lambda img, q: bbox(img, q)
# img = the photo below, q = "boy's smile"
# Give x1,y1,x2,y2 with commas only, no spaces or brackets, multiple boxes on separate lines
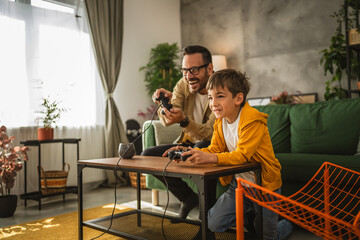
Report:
208,86,244,124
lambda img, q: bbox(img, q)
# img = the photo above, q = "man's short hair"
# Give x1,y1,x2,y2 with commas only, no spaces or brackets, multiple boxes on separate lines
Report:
182,45,212,65
207,69,251,105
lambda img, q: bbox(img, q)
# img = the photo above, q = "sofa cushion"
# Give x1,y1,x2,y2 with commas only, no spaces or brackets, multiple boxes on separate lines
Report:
276,153,360,183
254,105,291,153
290,98,360,155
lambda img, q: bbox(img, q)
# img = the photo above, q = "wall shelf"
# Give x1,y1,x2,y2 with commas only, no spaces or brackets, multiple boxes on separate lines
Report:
345,0,360,98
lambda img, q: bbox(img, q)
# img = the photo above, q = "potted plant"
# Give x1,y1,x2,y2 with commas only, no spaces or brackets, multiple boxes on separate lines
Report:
140,42,183,96
0,125,29,217
36,97,67,141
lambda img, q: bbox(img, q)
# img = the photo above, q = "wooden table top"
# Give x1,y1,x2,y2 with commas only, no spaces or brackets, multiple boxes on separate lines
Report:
78,155,260,176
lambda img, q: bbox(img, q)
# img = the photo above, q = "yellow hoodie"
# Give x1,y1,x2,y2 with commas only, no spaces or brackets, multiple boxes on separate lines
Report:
200,102,282,192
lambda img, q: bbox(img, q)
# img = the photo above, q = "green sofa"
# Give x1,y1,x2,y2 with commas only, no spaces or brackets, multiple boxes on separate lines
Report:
142,98,360,203
255,97,360,196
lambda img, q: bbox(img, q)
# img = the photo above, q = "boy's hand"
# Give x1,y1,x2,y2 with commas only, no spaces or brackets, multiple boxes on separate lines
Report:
162,145,188,163
183,147,218,164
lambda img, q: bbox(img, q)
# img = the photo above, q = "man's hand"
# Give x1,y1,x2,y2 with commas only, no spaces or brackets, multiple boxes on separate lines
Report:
162,107,186,124
182,147,218,164
152,88,172,103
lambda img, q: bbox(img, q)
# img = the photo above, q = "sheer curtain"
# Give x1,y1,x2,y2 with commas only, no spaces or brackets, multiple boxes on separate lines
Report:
0,0,107,197
0,0,104,128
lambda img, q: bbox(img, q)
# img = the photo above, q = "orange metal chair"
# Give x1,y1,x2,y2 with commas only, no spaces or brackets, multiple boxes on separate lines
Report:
236,162,360,240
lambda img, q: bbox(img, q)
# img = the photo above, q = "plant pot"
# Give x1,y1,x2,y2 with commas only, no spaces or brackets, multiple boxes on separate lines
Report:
357,81,360,90
38,128,54,141
0,195,17,218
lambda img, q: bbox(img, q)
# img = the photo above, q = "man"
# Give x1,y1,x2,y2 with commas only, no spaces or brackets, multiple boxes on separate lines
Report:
141,45,215,220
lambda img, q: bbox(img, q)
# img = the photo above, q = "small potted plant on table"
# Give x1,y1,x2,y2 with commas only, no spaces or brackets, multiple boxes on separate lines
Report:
36,97,66,141
0,125,29,217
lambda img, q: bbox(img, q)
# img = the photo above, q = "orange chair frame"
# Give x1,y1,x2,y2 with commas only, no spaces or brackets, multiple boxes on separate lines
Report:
236,162,360,240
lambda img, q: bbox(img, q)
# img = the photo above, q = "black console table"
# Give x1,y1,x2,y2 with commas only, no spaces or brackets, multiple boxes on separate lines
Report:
20,138,81,210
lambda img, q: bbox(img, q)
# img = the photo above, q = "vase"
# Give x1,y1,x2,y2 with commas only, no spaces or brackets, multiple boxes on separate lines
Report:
38,128,54,141
0,195,17,218
118,143,136,159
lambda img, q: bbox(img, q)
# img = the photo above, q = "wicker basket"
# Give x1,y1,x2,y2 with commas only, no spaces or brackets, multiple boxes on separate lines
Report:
129,172,147,189
39,163,70,195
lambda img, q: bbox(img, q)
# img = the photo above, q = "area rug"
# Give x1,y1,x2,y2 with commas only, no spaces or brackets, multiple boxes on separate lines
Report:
0,203,236,240
0,204,129,239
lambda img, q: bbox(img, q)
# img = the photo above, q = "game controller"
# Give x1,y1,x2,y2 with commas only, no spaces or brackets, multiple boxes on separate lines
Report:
156,92,173,114
168,149,192,161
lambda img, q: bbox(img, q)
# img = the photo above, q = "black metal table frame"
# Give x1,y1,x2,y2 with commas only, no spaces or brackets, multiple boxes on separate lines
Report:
77,161,262,240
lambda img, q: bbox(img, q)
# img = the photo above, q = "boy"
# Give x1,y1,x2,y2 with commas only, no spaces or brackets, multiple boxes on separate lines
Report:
164,69,292,239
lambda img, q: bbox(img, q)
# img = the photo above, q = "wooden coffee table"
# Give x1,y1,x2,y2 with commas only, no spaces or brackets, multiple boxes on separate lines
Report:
77,155,261,240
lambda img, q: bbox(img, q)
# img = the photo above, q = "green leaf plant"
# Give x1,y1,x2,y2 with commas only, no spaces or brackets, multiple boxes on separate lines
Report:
140,43,183,96
36,97,67,129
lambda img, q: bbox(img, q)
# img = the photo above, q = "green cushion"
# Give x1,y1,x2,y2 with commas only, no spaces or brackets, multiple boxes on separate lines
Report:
289,98,360,155
276,153,360,183
254,105,291,153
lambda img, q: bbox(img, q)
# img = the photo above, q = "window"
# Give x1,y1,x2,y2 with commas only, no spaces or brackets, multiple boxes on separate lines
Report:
0,1,103,128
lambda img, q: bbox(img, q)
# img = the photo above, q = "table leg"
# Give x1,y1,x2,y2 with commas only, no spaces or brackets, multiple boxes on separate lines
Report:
191,176,217,240
78,164,84,240
136,172,142,227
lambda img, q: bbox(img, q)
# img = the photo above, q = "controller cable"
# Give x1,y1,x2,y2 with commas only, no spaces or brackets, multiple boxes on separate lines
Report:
161,156,175,240
90,104,161,240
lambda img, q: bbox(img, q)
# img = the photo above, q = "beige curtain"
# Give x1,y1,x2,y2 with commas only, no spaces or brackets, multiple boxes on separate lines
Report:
84,0,128,186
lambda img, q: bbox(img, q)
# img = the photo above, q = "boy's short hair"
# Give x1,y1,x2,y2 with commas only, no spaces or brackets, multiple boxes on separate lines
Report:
207,69,251,105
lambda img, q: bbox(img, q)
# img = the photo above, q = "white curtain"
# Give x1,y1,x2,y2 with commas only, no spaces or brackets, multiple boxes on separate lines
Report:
0,1,108,198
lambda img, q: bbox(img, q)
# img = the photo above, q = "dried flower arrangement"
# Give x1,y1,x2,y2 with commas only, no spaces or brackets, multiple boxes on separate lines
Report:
0,125,29,195
271,91,303,105
137,104,158,121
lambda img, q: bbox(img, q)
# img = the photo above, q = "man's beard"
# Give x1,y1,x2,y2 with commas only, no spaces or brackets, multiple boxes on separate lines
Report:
187,73,209,93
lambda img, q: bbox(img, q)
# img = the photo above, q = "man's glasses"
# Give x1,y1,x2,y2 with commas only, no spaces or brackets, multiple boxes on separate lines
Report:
180,63,209,75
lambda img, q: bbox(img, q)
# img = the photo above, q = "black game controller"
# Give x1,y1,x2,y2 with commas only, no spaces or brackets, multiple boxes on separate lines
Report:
156,92,173,114
168,149,192,161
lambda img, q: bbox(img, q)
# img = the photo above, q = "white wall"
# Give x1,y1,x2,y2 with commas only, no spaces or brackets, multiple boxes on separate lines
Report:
114,0,181,127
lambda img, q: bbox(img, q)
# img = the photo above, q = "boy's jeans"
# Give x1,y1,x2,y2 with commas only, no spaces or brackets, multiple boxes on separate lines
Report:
208,178,280,240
